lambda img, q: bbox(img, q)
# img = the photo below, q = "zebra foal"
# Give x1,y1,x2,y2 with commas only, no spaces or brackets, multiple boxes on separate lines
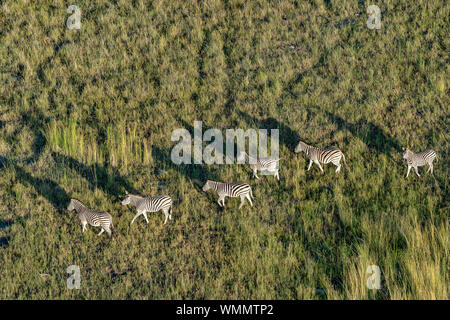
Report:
202,180,253,209
67,199,113,236
121,191,173,225
402,148,437,178
237,151,282,180
295,140,348,173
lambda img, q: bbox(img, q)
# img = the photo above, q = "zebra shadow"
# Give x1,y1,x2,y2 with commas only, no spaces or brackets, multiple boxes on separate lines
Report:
151,117,233,206
50,152,138,202
20,113,46,164
0,156,71,248
0,236,9,248
0,220,12,230
236,108,403,158
0,213,12,248
24,108,137,197
175,117,258,181
318,110,403,156
151,145,223,198
235,110,300,152
0,156,11,248
292,185,392,299
0,157,71,213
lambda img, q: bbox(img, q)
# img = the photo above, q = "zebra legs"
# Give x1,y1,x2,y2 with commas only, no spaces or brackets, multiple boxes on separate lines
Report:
239,196,245,209
334,159,341,173
406,166,420,177
218,195,225,208
274,170,279,181
130,211,152,225
427,163,433,174
82,221,87,233
406,166,411,178
253,169,260,179
97,227,111,236
143,212,149,224
238,196,245,209
246,194,253,207
238,194,253,209
162,208,170,224
130,212,143,225
315,161,324,173
307,160,323,173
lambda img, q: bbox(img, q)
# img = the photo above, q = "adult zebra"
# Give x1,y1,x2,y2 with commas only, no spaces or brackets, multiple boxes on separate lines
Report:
67,199,113,236
202,180,253,209
237,151,282,180
295,140,348,174
402,148,437,178
121,192,173,225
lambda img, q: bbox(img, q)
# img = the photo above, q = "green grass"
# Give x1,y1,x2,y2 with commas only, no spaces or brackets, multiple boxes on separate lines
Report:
0,0,448,299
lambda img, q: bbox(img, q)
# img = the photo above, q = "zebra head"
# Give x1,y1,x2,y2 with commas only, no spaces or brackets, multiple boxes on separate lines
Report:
202,180,212,192
237,151,247,163
402,148,412,160
121,195,131,206
67,199,76,211
294,141,306,153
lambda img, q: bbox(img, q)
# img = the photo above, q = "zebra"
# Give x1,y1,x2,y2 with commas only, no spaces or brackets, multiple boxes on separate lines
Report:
237,151,282,180
121,191,173,225
402,148,437,178
294,140,348,173
67,199,113,236
202,180,253,209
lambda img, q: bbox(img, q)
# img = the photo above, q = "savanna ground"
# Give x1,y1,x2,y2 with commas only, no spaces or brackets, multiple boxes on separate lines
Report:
0,0,448,299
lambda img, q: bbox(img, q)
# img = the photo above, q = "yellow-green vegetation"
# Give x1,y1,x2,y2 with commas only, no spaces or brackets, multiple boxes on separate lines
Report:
0,0,448,299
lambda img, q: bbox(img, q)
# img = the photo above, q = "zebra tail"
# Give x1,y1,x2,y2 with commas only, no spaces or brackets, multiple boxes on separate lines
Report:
342,152,350,170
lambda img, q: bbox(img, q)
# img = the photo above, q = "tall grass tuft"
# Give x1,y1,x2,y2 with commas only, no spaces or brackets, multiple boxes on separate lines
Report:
47,118,151,172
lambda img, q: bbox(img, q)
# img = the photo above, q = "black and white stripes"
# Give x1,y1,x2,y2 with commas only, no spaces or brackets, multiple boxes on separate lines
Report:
122,192,173,225
403,148,437,178
66,137,440,237
237,151,282,180
294,140,348,173
202,180,253,209
67,199,113,236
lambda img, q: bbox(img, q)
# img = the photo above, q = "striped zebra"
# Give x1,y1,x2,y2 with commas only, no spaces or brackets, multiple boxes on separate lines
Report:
121,192,173,225
202,180,253,209
402,148,437,178
237,151,282,180
294,140,348,173
67,199,113,236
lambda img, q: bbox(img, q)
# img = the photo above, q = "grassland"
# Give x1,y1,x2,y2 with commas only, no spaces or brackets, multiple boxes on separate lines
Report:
0,0,448,299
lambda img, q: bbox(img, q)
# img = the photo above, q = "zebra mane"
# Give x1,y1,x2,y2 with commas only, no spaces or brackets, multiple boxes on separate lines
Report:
126,193,144,198
299,140,310,147
71,198,85,207
295,140,309,152
69,198,87,212
403,148,414,159
125,193,145,207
